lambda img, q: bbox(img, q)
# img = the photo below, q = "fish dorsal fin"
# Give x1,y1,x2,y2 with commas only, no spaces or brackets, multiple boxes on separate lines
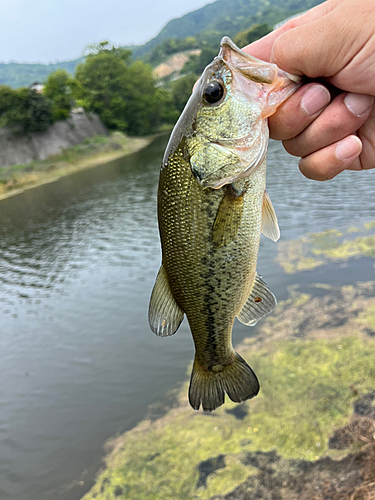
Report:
148,264,184,337
212,185,244,247
261,191,280,242
237,272,277,326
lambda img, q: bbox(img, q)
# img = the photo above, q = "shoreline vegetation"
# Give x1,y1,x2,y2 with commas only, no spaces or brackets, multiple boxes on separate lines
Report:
0,131,160,201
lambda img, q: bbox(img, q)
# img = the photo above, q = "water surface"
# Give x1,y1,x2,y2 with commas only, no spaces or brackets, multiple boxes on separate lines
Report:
0,135,374,500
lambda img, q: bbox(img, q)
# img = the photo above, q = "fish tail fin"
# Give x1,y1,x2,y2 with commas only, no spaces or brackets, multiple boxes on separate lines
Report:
188,353,259,412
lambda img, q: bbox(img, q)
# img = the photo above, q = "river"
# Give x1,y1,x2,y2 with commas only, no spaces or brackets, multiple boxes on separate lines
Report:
1,134,374,500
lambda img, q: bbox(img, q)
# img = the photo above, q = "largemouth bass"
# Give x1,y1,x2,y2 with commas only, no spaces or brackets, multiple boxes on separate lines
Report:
149,37,300,412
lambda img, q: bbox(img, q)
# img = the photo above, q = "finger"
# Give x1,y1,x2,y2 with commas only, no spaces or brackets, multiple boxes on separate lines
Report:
356,105,375,170
283,93,374,158
268,83,331,141
242,1,333,61
298,135,362,181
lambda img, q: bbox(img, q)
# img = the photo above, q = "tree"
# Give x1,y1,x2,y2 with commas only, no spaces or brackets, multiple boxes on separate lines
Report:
83,41,132,64
182,46,218,76
147,37,200,66
27,90,53,131
170,74,198,113
233,24,272,48
1,87,52,132
75,42,174,135
43,69,77,121
75,49,129,130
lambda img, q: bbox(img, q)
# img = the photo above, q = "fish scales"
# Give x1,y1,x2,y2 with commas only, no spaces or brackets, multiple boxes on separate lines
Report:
149,37,300,411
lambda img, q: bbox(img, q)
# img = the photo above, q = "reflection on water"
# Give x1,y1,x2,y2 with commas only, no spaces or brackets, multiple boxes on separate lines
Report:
0,135,374,500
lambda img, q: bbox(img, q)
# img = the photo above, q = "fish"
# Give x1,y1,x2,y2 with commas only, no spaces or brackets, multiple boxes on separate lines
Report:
149,37,300,412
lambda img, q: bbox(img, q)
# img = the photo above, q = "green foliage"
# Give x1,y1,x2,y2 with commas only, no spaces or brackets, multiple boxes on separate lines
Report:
182,46,218,76
76,43,174,135
277,224,375,274
0,85,52,132
43,69,78,121
75,49,129,131
146,37,200,66
154,88,179,125
0,59,83,89
27,90,53,131
170,74,198,113
0,85,15,114
83,41,132,64
234,23,272,48
0,0,325,137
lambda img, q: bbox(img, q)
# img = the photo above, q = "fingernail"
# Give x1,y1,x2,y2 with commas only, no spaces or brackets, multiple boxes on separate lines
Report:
335,136,362,161
301,85,331,116
344,93,374,116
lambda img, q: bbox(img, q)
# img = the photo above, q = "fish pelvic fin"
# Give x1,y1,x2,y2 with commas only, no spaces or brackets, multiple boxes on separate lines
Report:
188,353,259,412
261,191,280,242
148,264,184,337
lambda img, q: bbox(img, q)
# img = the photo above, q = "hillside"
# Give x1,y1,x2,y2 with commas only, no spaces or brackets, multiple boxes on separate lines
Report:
0,58,84,89
0,0,323,88
130,0,324,60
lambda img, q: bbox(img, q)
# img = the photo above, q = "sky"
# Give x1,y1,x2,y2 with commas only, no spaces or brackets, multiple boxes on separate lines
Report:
0,0,211,64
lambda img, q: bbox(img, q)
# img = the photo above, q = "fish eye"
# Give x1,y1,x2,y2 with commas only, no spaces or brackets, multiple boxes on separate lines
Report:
202,81,224,105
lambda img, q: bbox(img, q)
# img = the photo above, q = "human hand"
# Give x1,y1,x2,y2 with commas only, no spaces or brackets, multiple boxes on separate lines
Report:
243,0,375,180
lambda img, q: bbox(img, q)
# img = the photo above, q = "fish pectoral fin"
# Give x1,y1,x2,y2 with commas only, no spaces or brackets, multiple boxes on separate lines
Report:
261,191,280,242
237,272,277,326
148,264,184,337
190,143,242,189
212,185,244,247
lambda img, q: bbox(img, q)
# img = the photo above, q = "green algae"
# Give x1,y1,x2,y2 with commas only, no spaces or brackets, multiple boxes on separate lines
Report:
277,222,375,274
355,304,375,331
312,235,375,260
81,281,375,500
82,335,375,500
347,226,361,233
276,239,324,274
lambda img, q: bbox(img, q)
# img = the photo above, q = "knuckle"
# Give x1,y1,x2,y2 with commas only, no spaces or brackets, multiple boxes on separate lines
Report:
282,138,302,157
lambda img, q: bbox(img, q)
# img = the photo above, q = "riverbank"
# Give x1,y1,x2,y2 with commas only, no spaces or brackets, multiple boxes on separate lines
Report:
0,131,157,201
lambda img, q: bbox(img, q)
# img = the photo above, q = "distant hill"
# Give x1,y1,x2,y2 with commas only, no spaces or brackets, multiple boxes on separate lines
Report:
130,0,323,60
0,0,323,88
0,58,84,89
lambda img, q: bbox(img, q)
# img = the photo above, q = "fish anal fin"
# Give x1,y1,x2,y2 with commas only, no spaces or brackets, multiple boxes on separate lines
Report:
148,264,184,337
262,191,280,242
212,185,244,247
189,353,259,412
237,272,277,326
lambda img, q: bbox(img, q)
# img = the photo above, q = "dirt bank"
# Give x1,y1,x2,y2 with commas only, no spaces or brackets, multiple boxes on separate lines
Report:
0,132,156,201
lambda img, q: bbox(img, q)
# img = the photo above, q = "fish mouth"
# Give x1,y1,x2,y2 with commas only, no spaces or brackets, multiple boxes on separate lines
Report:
219,36,301,86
